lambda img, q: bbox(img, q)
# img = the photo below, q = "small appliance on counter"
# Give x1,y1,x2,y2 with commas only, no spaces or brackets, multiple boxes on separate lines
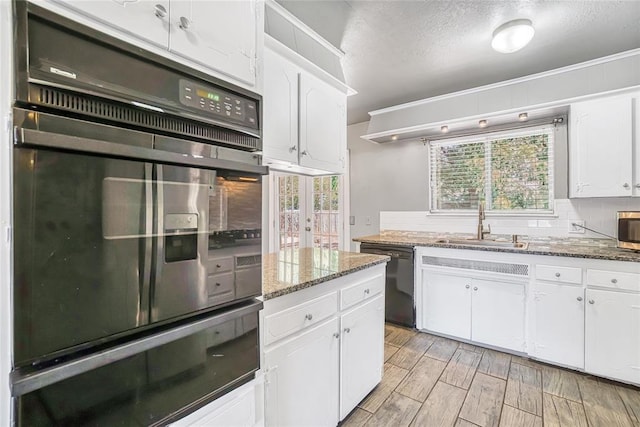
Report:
618,211,640,251
11,2,267,425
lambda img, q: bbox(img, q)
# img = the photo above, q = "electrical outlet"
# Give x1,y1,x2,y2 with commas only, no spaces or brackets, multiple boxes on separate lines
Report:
568,220,585,233
365,216,372,226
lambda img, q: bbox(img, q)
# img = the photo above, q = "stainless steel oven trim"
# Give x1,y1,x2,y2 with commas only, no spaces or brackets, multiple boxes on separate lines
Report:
14,126,268,175
10,299,263,397
618,211,640,220
617,211,640,250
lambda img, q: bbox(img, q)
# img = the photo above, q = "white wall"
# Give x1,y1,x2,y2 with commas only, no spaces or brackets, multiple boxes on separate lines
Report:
349,118,640,243
348,122,429,250
0,0,12,422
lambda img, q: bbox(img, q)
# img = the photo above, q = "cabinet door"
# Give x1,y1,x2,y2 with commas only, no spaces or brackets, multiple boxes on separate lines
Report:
570,94,633,197
263,318,339,427
169,0,257,85
472,279,525,352
340,294,384,420
52,0,170,48
299,72,347,174
262,49,299,164
585,289,640,384
633,94,640,196
421,271,471,340
531,282,584,368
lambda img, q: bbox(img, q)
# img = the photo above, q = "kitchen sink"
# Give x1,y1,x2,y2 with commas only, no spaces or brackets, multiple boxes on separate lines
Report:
434,238,529,249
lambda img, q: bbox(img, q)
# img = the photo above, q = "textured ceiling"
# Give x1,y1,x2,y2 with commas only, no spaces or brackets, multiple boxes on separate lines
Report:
277,0,640,125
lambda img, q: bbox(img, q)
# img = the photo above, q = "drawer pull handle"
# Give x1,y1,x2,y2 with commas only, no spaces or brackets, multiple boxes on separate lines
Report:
589,299,595,304
364,288,370,294
465,284,470,289
555,272,561,278
611,278,618,284
154,4,167,19
344,328,351,333
577,296,583,301
333,332,340,339
305,314,313,321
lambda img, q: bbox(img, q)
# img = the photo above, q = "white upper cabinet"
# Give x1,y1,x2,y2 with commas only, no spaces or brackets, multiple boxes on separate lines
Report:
169,1,257,85
263,42,348,175
263,48,299,164
569,92,637,197
45,0,261,89
299,72,347,174
50,0,170,48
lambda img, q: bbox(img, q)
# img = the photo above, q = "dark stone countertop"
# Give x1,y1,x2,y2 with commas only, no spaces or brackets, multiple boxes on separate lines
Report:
354,231,640,263
262,248,390,300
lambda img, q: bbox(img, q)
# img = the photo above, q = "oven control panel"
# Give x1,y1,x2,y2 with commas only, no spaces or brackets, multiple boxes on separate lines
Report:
178,79,258,129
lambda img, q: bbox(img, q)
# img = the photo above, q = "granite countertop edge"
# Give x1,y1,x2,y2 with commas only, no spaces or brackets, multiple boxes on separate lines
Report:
262,256,390,301
354,235,640,263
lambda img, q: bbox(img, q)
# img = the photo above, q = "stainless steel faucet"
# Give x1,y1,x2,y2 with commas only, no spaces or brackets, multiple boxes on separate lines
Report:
477,202,491,240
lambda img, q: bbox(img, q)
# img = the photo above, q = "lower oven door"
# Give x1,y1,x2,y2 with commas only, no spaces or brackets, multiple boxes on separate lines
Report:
12,299,262,427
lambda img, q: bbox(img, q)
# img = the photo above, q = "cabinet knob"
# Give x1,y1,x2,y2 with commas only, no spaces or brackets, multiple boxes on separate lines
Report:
216,264,221,268
305,313,313,321
555,272,561,278
588,299,595,304
465,284,470,289
179,16,191,30
611,278,618,284
300,150,308,157
623,183,630,189
473,286,478,291
364,288,370,294
577,296,583,301
305,226,311,232
215,282,221,287
154,4,167,19
635,183,640,189
344,328,351,333
288,145,297,153
333,332,340,339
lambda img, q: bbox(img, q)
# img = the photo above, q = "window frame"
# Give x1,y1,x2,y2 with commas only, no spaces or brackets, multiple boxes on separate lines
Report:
428,124,555,215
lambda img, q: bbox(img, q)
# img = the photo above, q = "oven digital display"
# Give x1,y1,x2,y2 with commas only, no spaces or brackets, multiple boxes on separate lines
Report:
196,89,220,101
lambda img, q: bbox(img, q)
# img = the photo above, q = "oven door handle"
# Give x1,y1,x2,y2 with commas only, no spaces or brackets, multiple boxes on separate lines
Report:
9,299,263,397
14,127,269,175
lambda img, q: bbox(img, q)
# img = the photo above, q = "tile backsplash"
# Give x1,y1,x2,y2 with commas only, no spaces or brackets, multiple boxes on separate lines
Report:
380,198,640,239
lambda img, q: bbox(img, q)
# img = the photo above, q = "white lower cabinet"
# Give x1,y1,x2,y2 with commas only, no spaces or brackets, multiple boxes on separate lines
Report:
531,281,585,368
421,269,524,352
172,377,264,427
263,318,340,427
422,272,471,339
261,265,386,426
471,278,525,352
340,294,384,420
585,288,640,384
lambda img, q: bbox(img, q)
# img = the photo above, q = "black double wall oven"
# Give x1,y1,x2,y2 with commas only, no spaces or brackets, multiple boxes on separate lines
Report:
11,2,267,425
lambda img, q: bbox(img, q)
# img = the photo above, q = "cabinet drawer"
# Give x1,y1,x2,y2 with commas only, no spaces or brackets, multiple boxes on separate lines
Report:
340,274,384,310
264,292,338,346
209,257,234,274
587,269,640,292
536,265,582,284
207,272,234,305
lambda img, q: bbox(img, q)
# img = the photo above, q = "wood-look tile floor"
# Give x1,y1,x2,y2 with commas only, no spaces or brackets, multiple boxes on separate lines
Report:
340,324,640,427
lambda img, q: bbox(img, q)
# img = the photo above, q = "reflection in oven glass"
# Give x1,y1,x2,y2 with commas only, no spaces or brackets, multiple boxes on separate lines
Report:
17,314,259,426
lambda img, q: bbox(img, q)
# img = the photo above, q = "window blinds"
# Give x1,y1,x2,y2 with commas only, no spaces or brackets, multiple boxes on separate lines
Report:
429,125,555,213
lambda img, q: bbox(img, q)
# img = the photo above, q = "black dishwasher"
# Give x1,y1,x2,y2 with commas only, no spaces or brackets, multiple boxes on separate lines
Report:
360,243,415,328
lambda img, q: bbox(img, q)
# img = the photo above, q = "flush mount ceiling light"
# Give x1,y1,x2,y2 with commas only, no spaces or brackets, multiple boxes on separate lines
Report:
519,112,529,121
491,19,535,53
441,125,449,133
478,120,488,128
